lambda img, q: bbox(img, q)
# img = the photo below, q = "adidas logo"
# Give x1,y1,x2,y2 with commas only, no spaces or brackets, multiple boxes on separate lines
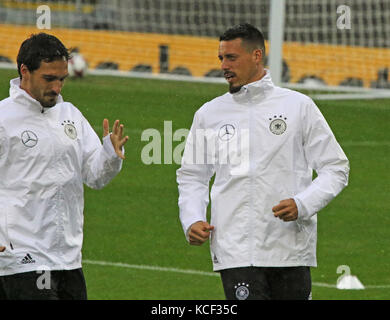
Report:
20,253,36,264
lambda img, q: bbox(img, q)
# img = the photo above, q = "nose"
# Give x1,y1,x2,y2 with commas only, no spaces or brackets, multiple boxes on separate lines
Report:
220,58,230,71
52,80,63,95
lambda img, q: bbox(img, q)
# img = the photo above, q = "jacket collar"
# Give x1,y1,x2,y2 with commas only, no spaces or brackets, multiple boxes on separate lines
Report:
231,69,275,102
9,78,64,113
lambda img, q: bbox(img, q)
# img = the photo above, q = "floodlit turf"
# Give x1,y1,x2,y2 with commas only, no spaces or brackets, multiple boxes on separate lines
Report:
1,68,389,300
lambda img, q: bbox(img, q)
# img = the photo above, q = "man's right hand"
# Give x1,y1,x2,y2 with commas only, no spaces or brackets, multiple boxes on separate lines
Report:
0,246,5,252
188,221,214,246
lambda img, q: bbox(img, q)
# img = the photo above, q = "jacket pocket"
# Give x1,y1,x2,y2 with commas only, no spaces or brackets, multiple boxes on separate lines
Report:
295,218,315,253
0,206,11,254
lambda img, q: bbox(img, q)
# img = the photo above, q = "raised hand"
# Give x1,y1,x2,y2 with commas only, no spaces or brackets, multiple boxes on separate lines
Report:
103,119,129,160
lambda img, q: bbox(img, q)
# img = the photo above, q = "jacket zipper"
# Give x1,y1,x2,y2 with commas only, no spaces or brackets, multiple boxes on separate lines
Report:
43,111,63,259
3,207,14,251
247,93,256,266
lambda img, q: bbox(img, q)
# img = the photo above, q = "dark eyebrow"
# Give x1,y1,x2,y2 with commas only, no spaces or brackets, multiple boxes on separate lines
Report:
218,53,238,60
42,74,69,81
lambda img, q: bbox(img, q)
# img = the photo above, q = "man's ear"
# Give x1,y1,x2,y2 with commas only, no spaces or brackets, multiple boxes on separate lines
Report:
253,49,263,64
20,64,30,80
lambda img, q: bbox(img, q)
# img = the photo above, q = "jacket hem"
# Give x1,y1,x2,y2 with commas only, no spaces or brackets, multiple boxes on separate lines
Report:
212,261,317,272
0,262,82,276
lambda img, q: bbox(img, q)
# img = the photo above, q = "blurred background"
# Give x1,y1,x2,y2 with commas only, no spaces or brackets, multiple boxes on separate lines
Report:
1,0,390,94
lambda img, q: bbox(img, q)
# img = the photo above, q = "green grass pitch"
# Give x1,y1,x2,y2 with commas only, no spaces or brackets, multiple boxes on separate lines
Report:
0,68,389,299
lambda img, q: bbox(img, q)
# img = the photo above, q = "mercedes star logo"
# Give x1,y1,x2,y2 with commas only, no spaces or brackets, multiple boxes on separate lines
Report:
218,124,236,141
21,130,38,148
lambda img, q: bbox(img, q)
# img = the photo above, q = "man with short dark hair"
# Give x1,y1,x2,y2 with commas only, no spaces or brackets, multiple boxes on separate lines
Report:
219,23,266,94
0,33,128,299
177,23,349,300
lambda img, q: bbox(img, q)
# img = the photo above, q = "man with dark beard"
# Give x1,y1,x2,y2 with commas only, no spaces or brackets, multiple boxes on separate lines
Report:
0,33,128,300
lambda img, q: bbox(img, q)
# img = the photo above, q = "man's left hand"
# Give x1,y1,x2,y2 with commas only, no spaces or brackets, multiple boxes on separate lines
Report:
272,198,298,222
103,119,129,160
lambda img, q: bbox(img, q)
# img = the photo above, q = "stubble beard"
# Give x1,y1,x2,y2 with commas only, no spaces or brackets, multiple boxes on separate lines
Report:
229,83,243,94
41,93,58,108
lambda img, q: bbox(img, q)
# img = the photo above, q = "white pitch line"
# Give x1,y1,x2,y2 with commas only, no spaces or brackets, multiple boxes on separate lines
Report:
83,259,218,277
364,284,390,289
341,141,390,147
312,282,337,288
83,259,390,289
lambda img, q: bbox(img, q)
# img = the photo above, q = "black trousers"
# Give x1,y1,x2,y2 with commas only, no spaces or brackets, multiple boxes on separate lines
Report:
220,266,311,300
0,268,87,300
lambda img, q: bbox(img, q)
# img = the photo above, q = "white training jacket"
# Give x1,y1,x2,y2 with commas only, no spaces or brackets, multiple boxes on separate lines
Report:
0,78,123,276
177,70,349,271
